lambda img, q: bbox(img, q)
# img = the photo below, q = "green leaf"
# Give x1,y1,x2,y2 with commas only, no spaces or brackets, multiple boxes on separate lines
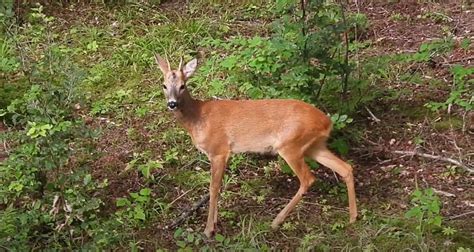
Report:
116,198,131,207
460,38,471,50
215,233,225,242
220,56,238,70
441,226,456,236
176,240,187,248
174,228,184,239
329,138,349,156
133,206,146,220
432,216,442,227
27,127,37,137
279,159,293,175
86,41,99,51
83,174,92,185
140,188,152,196
140,165,151,178
412,189,422,199
405,207,422,219
186,233,194,243
8,181,24,192
40,124,53,130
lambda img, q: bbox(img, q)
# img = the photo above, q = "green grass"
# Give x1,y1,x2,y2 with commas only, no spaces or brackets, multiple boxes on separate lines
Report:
1,1,473,251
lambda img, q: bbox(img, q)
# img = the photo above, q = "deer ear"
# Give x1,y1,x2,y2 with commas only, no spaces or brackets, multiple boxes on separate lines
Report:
155,54,169,74
183,58,197,79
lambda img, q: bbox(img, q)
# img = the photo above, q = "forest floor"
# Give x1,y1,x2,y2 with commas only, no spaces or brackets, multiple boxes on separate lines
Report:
2,0,473,250
85,1,473,249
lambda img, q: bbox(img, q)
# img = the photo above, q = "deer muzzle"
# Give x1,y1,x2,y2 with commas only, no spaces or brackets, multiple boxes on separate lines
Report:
167,100,178,110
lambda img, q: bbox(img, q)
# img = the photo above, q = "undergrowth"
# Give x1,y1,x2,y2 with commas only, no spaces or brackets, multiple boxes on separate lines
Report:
0,0,472,250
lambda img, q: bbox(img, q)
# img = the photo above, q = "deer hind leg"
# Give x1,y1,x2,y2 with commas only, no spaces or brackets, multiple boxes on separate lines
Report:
204,152,229,238
272,147,316,229
309,146,357,223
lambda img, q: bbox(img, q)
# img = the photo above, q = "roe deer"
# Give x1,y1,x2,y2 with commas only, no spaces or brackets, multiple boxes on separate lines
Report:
155,55,357,238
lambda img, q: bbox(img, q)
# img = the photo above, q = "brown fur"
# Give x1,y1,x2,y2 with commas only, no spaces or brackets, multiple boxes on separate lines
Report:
155,55,358,238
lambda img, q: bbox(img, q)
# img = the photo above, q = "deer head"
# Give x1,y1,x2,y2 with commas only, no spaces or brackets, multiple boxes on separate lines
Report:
155,54,197,111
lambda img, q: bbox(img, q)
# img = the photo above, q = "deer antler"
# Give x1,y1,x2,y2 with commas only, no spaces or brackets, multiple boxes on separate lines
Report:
165,56,171,72
178,56,183,71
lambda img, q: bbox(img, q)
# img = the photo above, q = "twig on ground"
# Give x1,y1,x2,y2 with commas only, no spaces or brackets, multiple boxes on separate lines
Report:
169,188,194,206
447,210,474,220
365,106,381,123
212,96,224,100
392,150,474,173
168,193,210,229
432,188,456,198
441,56,474,66
3,140,9,155
332,171,340,183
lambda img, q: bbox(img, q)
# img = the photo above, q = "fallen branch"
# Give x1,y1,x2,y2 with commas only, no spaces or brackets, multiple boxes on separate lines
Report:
447,210,474,220
169,188,194,206
168,193,210,229
441,56,474,66
392,150,474,173
433,188,456,198
365,106,381,123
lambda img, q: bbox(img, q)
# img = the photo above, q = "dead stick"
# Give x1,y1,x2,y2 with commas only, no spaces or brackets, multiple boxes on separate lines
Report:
393,150,474,173
441,56,474,65
447,210,474,220
365,106,381,123
168,193,210,229
432,188,456,198
169,188,194,206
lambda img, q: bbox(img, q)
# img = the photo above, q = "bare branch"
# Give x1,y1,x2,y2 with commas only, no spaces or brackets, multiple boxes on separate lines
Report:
392,150,474,173
441,56,474,66
169,188,194,206
168,193,210,229
365,106,381,123
432,188,456,198
447,210,474,220
339,1,350,95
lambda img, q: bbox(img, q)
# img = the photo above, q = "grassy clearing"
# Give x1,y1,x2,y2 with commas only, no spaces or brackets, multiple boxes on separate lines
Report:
1,1,473,250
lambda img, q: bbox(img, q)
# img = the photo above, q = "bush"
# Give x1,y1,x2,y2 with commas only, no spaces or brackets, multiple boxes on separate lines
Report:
196,0,370,115
0,6,119,249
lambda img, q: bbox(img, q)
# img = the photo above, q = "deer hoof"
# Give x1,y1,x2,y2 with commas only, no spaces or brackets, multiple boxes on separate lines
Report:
271,220,281,230
204,228,215,238
349,214,357,224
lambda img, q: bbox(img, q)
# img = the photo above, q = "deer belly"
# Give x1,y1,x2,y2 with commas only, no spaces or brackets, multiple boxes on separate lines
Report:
229,137,278,155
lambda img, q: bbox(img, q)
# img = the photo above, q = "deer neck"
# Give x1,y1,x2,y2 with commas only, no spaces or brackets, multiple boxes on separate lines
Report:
172,90,202,132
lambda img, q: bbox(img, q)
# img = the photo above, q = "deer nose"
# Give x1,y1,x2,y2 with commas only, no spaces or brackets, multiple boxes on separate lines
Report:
167,101,177,110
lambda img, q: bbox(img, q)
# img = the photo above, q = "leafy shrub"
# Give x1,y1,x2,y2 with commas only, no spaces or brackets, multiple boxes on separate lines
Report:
0,73,107,249
405,188,443,236
0,38,19,73
411,38,454,63
196,0,370,116
0,6,119,249
426,65,473,112
116,188,153,224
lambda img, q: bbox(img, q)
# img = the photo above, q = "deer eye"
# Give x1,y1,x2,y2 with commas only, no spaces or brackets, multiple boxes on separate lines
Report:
179,85,185,90
162,85,167,89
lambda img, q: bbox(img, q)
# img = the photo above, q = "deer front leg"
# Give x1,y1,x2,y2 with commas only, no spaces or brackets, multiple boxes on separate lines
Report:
204,153,228,238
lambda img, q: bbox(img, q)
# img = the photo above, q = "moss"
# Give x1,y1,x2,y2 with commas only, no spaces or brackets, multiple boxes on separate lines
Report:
392,104,431,120
433,116,463,130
